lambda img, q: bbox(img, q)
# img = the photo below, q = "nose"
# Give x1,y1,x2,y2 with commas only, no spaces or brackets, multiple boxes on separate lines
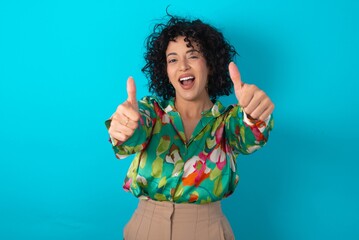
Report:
179,59,190,71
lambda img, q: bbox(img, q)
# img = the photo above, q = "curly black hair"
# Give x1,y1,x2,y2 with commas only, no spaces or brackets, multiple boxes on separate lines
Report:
142,14,237,100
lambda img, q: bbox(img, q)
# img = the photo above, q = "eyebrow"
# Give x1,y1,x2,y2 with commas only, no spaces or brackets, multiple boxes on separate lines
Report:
166,49,200,57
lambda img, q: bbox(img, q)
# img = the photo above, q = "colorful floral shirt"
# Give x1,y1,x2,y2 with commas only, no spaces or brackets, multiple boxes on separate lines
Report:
105,96,274,204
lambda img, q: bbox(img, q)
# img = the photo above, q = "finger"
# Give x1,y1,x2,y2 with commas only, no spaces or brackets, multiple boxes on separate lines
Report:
113,111,139,129
110,131,129,143
239,85,255,108
258,103,274,121
127,77,138,109
109,122,129,142
113,123,135,136
243,90,266,115
123,107,140,122
122,118,138,130
228,62,243,92
249,97,273,120
116,103,140,122
247,99,268,120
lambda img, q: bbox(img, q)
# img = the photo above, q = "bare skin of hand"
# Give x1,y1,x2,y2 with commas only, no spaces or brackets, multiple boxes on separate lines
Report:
108,77,140,144
228,62,275,121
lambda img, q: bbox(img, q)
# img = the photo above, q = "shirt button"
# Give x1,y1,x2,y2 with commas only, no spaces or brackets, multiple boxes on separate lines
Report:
174,173,179,177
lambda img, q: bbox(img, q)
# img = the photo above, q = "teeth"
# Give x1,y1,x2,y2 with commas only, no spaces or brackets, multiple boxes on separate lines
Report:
179,76,194,81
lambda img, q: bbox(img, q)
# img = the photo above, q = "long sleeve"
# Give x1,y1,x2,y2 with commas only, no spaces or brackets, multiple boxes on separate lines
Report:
225,105,274,156
104,98,274,203
105,97,157,159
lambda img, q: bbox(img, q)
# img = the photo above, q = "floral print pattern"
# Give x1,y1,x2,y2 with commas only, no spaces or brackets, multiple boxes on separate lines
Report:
105,96,274,204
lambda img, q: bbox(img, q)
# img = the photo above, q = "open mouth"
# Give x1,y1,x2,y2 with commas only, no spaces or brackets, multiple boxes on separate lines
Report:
179,76,195,86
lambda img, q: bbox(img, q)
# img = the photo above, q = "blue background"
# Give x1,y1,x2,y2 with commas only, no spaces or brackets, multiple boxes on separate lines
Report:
1,0,358,239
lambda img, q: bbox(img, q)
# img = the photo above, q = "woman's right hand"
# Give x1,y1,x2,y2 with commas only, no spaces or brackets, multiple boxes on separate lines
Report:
108,77,140,145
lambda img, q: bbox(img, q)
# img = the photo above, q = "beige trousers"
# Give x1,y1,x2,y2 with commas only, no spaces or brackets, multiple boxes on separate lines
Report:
123,199,235,240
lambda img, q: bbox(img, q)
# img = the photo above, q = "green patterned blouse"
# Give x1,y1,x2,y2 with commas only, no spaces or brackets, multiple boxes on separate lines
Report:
105,96,274,204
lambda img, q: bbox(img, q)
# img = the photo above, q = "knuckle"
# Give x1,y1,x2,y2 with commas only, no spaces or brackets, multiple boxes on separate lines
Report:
112,114,119,122
257,89,265,96
117,103,127,113
116,104,123,112
248,84,256,90
111,119,120,127
241,84,247,91
262,97,270,104
254,89,263,98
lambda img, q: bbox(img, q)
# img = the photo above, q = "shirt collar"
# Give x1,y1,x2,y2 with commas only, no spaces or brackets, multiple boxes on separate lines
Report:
156,97,227,118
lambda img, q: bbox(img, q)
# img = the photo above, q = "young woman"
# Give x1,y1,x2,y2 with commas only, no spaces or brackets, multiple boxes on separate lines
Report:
106,15,274,240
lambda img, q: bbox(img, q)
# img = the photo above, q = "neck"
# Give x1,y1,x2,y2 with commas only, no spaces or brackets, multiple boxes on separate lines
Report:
174,97,214,118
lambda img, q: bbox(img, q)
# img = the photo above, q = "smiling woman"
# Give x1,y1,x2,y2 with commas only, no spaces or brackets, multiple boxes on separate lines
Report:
166,36,212,120
142,16,237,101
105,13,274,240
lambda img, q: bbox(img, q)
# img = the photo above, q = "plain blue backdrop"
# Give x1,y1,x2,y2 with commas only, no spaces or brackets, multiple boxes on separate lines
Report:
1,0,358,239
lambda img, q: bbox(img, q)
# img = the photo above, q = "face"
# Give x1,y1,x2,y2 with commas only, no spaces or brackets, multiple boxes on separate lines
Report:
166,36,210,103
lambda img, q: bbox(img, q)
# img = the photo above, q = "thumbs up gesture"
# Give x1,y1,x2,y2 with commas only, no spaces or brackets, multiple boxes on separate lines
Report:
229,62,274,121
109,77,141,144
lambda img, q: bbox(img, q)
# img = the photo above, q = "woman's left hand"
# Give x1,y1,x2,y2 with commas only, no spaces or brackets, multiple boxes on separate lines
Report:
229,62,275,121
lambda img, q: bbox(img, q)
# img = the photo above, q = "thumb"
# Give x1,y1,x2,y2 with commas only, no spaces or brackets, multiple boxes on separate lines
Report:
229,62,243,93
126,76,138,109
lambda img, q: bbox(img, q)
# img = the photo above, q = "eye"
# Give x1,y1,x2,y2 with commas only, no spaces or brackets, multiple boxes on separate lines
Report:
189,55,199,59
168,59,177,63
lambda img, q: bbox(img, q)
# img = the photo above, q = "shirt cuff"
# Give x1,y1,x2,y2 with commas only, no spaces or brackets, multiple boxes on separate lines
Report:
242,111,271,129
